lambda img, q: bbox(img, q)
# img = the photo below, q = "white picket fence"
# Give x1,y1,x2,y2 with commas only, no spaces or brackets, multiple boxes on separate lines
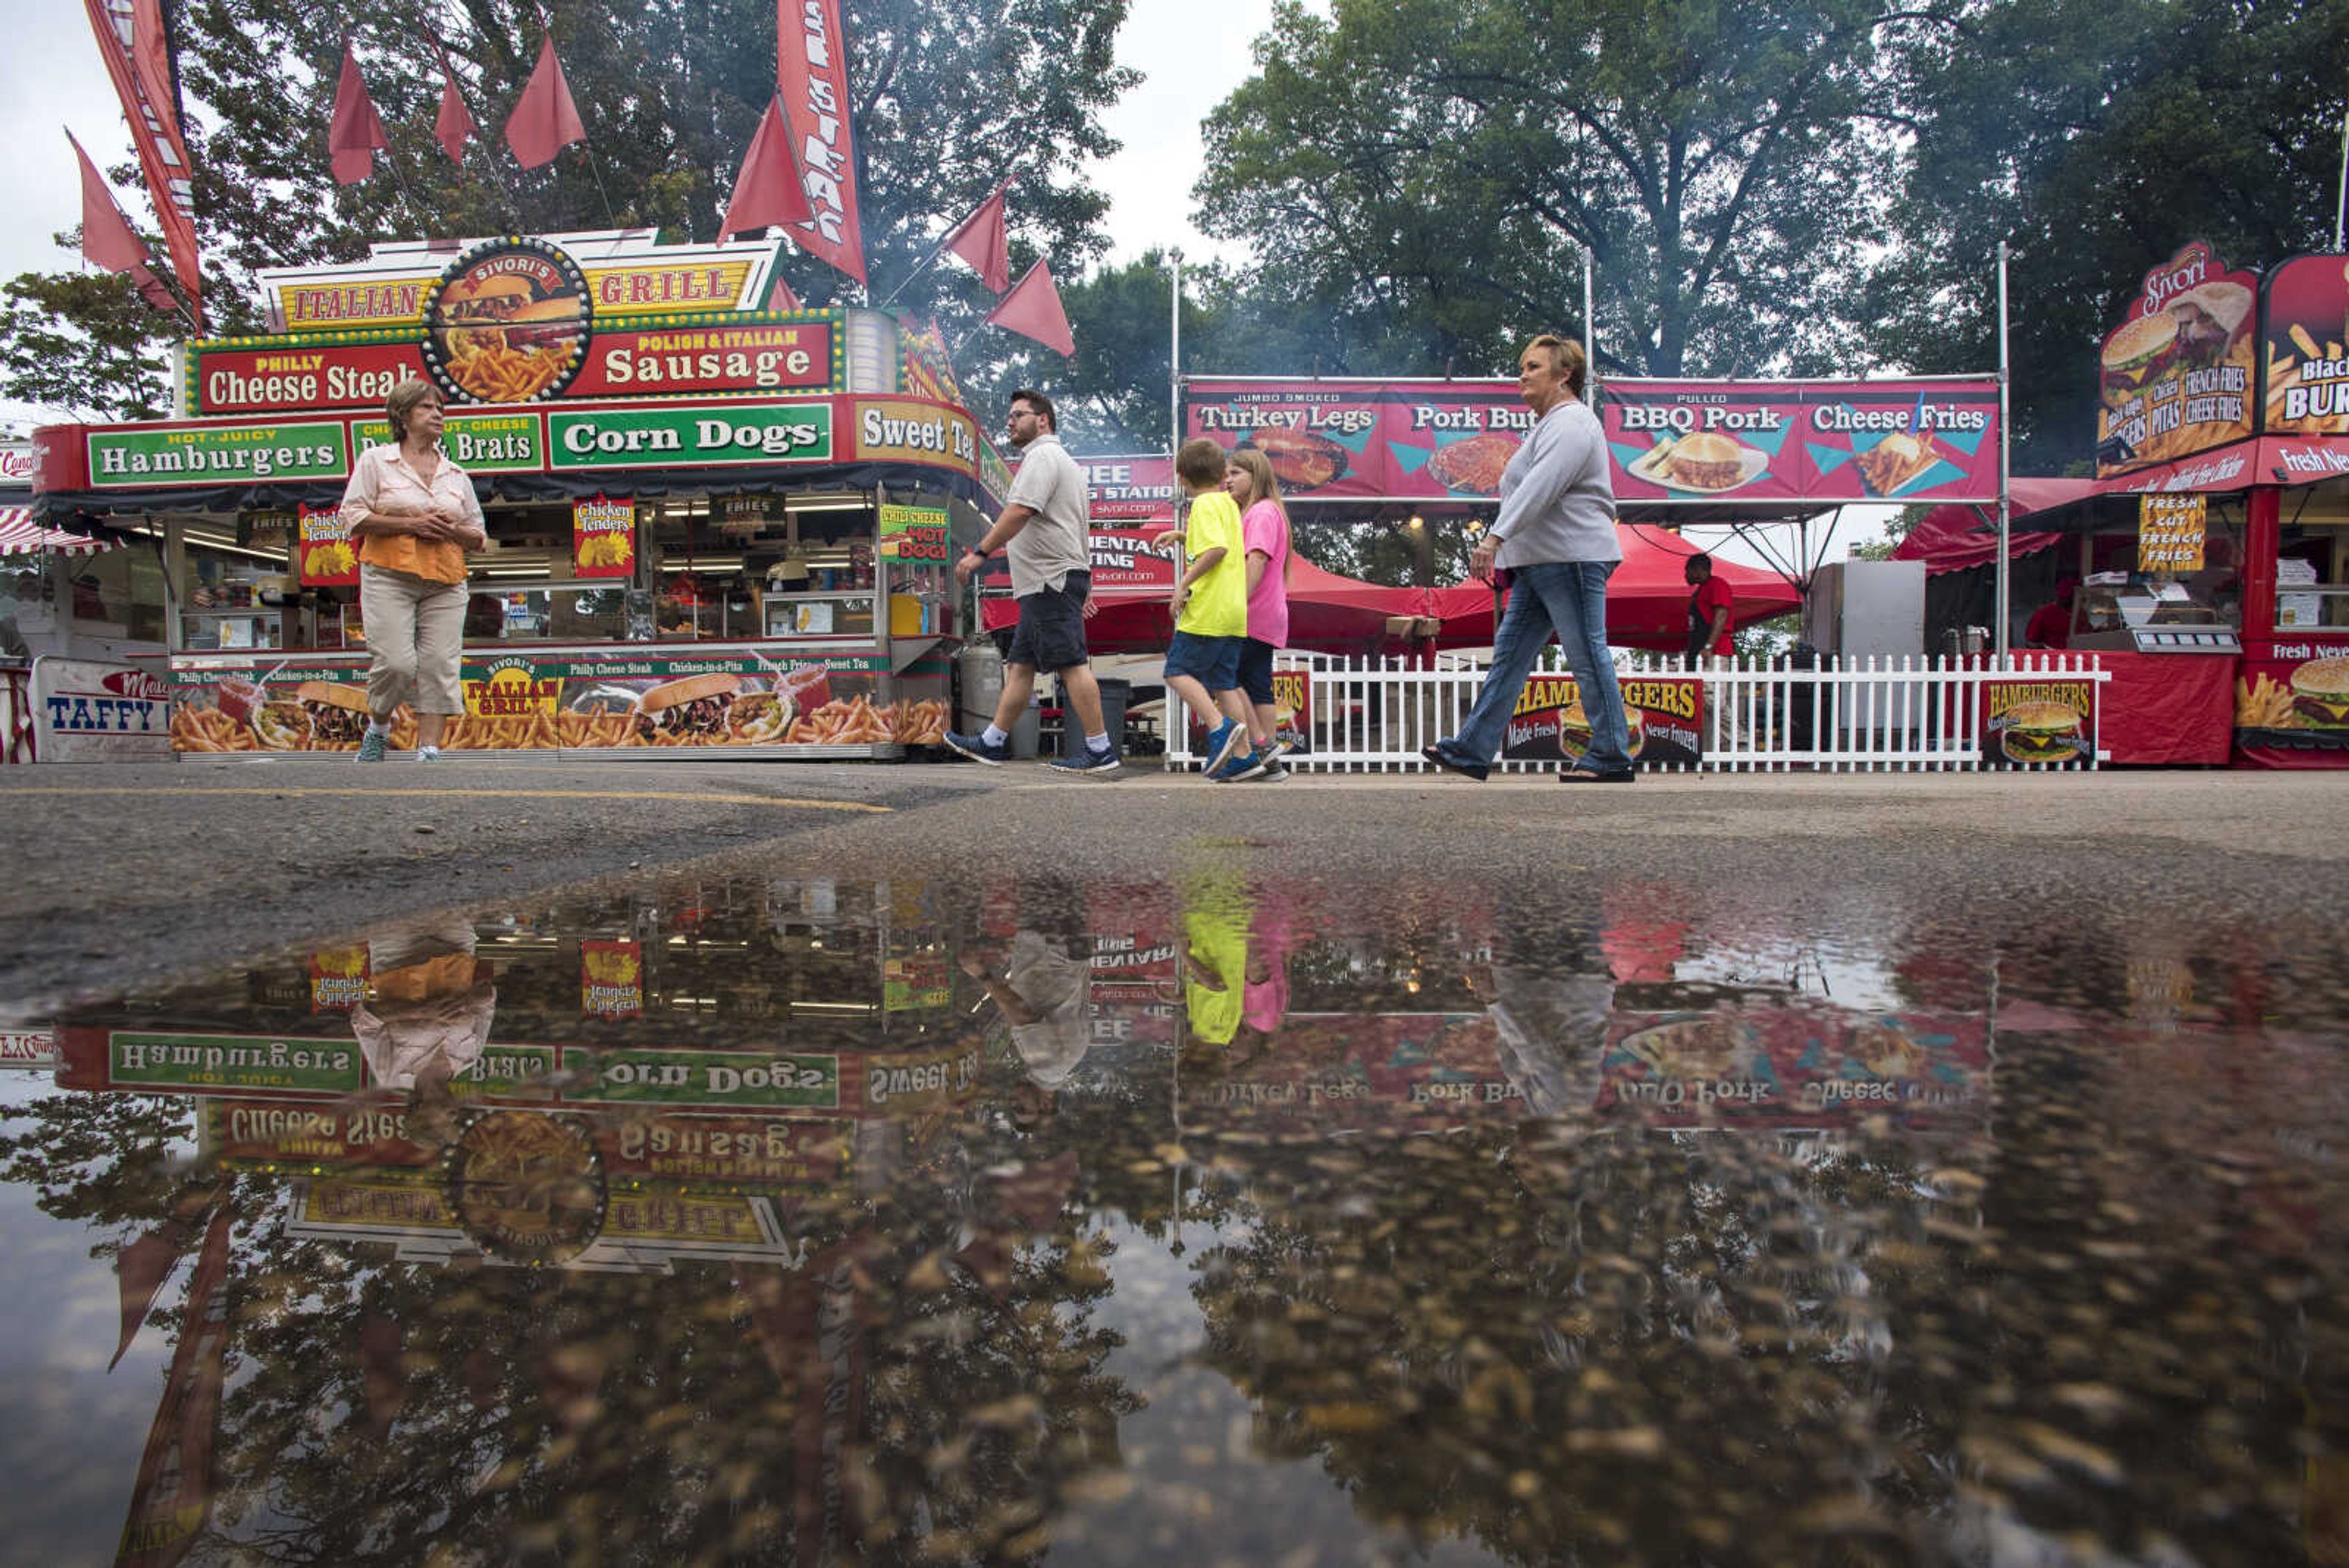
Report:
1165,651,2112,773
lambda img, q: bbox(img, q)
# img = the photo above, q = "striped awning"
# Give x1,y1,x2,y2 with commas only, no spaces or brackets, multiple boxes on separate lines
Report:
0,508,114,560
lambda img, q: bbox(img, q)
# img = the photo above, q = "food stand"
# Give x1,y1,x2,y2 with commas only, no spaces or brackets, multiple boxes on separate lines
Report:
28,230,1008,759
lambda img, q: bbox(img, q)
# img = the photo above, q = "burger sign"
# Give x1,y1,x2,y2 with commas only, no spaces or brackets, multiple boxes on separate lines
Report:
2095,240,2257,478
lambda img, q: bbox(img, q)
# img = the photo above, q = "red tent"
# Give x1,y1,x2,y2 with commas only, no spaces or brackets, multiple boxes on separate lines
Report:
1890,478,2097,576
1420,524,1802,652
977,527,1425,653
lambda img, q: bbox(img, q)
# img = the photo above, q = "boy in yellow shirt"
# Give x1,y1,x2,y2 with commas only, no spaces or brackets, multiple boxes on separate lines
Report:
1165,438,1259,779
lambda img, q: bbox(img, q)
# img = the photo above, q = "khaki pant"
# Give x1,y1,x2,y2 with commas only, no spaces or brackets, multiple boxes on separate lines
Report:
361,565,466,718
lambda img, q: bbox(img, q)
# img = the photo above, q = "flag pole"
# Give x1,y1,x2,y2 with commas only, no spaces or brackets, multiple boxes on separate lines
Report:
1995,239,2014,658
1169,249,1182,465
2336,102,2348,251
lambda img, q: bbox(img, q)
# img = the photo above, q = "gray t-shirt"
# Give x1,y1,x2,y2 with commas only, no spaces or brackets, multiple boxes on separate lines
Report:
1490,399,1621,569
1003,433,1092,598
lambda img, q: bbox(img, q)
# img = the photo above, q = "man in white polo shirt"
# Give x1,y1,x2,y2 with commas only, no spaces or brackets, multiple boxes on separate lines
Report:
948,388,1121,774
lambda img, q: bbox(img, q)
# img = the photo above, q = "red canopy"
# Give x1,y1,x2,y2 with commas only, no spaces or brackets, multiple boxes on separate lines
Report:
978,527,1425,653
1420,524,1802,652
1890,477,2097,576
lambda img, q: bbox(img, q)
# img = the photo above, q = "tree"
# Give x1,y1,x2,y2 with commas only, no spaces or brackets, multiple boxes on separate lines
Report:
1195,0,1943,384
0,263,182,422
1871,0,2349,470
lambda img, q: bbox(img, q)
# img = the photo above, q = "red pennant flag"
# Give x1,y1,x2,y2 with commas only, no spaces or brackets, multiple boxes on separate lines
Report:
943,180,1012,293
68,130,176,316
765,272,803,311
328,43,389,185
984,259,1076,357
432,45,477,162
774,0,867,284
719,95,812,239
114,1206,233,1568
505,35,585,169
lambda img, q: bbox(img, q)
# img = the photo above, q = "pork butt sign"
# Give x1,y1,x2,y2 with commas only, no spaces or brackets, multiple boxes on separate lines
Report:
1182,377,1998,504
1603,379,2000,503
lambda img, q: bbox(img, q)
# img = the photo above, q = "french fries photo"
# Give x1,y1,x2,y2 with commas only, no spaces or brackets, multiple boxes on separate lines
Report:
785,696,892,745
2236,673,2299,730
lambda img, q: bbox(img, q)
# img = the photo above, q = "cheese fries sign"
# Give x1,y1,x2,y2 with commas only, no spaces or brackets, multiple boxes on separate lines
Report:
2096,240,2258,478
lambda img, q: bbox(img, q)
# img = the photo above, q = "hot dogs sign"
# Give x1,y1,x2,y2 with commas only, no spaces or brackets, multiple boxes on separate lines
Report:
1181,377,2001,505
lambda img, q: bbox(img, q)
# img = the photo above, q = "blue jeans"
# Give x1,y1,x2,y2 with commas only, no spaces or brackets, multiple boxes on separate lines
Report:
1444,560,1632,771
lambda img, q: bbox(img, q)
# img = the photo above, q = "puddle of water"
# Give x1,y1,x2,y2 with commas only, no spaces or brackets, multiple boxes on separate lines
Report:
0,866,2345,1566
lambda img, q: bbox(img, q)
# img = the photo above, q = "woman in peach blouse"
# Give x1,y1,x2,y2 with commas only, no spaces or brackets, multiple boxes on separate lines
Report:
338,379,487,760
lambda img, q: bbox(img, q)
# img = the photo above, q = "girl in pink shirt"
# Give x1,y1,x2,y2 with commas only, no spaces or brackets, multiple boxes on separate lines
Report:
1224,448,1294,778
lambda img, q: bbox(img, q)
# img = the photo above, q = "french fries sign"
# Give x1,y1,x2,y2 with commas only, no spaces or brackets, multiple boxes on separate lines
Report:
2260,253,2349,436
573,496,637,578
2137,493,2206,571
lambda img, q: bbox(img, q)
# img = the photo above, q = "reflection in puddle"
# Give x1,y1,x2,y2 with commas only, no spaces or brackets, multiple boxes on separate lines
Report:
2,868,2346,1565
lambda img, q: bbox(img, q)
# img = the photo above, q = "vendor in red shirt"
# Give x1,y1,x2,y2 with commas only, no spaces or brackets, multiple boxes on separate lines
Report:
1683,552,1734,667
2025,578,2077,650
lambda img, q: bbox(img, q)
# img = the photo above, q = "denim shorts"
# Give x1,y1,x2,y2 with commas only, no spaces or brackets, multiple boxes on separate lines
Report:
1236,637,1277,705
1163,630,1242,690
1005,570,1092,672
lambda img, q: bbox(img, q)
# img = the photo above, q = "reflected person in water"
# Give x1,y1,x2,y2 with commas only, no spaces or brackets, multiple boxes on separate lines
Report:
1425,335,1633,784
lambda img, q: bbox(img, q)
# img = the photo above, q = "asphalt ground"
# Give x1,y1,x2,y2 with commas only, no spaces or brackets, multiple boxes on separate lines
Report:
2,754,2343,1015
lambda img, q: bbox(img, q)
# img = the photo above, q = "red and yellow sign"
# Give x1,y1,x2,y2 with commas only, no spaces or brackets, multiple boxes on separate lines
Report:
2095,241,2258,477
572,496,636,577
1502,673,1703,767
466,663,562,721
581,940,644,1019
2137,492,2207,572
297,502,357,585
308,948,369,1014
1983,678,2096,768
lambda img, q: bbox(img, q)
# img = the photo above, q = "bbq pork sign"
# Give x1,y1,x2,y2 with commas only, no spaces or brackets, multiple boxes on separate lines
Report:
1182,377,1998,504
1605,379,2000,503
2096,241,2259,478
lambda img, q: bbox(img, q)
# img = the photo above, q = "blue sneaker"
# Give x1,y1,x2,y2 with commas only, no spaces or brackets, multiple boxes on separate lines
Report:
943,730,1009,766
1204,718,1247,773
1209,745,1267,782
1048,746,1123,777
355,727,388,763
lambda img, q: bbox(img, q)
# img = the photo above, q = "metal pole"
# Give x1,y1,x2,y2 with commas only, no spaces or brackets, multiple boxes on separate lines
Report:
1995,241,2013,657
1583,249,1596,406
2337,105,2348,251
1169,251,1182,461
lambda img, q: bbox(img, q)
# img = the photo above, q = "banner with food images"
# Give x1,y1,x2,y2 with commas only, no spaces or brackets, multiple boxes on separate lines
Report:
1497,672,1703,767
1981,677,2098,768
167,650,947,754
2259,252,2349,436
572,496,636,578
1179,377,1998,504
1605,379,2000,503
2234,647,2349,760
297,503,358,585
2096,240,2259,478
1595,1005,1989,1132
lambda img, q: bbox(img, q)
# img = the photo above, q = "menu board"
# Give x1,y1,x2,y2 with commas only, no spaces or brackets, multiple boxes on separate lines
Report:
1605,379,2000,503
2095,240,2259,478
1179,377,2000,505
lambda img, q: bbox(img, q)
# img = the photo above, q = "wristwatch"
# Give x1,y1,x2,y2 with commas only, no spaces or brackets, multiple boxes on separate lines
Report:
966,544,989,560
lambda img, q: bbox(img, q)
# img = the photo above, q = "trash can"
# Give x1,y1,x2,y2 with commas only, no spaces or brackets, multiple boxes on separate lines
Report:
956,641,1003,735
1091,678,1131,756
